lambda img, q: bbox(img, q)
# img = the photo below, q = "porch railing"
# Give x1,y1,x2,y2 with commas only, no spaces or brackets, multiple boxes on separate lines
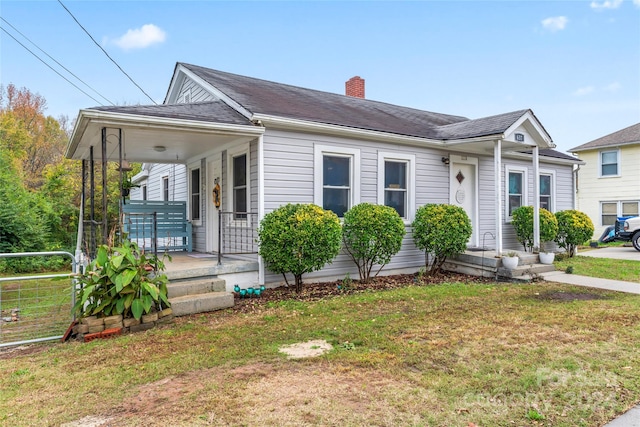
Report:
218,211,258,264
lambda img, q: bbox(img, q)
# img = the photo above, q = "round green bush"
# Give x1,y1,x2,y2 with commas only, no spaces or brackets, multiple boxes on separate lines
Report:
257,204,342,292
412,204,472,275
554,210,594,257
511,206,558,252
342,203,406,283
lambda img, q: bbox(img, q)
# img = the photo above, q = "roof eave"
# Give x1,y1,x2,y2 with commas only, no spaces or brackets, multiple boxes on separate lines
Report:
570,139,640,153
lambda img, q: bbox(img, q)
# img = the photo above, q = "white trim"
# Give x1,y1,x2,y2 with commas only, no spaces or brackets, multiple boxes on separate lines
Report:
257,134,265,286
503,111,555,148
449,154,479,247
599,148,620,178
313,144,361,216
377,151,416,222
227,143,250,220
533,146,540,250
187,163,202,226
495,140,503,255
539,169,557,213
505,165,528,221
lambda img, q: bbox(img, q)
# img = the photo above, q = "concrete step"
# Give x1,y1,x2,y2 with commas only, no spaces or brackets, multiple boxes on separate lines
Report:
169,292,234,316
498,263,556,278
167,277,226,298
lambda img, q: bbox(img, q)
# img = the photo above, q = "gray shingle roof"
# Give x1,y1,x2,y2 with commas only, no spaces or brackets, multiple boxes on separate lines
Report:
90,101,253,126
520,148,580,162
570,123,640,152
182,63,530,140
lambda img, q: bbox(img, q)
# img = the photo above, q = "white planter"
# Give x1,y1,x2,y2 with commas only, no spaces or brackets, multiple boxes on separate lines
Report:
501,256,519,270
539,252,555,265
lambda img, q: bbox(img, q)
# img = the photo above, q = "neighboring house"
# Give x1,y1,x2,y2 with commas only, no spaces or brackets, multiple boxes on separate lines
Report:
570,123,640,240
66,63,581,285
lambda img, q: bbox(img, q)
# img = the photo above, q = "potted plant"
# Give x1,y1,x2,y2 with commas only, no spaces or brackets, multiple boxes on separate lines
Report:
501,251,519,269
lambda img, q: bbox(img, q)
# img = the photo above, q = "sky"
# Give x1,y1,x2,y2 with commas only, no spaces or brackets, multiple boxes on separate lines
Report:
1,0,639,154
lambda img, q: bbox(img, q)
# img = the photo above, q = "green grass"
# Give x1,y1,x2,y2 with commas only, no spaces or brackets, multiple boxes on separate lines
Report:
1,281,639,426
554,255,640,282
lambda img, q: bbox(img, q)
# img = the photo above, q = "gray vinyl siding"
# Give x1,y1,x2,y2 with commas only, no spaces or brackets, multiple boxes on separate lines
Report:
143,164,187,202
190,159,207,253
176,76,216,103
261,129,448,284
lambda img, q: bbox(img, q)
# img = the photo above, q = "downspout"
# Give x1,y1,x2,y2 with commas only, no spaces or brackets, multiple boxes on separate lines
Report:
494,139,503,255
533,145,540,250
257,133,265,286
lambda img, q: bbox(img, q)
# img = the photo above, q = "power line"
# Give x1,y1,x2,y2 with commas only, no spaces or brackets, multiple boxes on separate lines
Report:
0,17,114,106
0,26,104,106
57,0,157,105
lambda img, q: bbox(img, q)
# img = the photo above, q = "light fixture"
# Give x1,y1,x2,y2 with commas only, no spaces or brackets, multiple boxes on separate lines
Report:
441,156,450,165
118,159,133,171
153,145,166,152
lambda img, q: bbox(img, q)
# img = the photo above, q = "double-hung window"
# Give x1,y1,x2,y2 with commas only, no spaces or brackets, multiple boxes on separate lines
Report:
314,145,360,218
539,171,555,212
162,176,169,201
506,166,527,218
601,201,640,226
232,153,247,220
190,167,201,222
600,150,619,177
377,152,415,220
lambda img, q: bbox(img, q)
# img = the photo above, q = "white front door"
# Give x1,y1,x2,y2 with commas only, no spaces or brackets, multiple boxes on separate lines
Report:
449,156,478,247
206,156,222,253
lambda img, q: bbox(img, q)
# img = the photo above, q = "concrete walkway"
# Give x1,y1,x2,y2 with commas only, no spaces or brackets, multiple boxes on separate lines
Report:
540,248,640,426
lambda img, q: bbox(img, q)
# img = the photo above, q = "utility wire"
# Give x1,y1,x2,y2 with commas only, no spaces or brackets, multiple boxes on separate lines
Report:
57,0,157,105
0,26,104,106
0,17,114,106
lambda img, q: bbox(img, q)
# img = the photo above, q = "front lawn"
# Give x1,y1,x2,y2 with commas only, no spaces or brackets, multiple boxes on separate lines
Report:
1,279,639,426
554,255,640,283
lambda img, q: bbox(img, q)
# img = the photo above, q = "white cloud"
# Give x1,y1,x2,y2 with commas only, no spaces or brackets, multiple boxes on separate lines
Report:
112,24,166,50
573,86,595,96
541,16,568,32
604,82,622,92
590,0,623,10
634,0,640,8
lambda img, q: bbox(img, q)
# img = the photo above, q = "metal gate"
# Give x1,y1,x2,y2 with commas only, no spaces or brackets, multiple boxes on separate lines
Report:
0,251,77,348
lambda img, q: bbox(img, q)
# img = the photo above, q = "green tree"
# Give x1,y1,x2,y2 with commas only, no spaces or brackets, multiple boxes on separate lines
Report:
342,203,406,282
511,206,558,252
258,204,342,292
412,204,472,275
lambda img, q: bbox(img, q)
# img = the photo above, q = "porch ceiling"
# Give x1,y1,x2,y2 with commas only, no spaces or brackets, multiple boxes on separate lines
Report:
66,109,264,164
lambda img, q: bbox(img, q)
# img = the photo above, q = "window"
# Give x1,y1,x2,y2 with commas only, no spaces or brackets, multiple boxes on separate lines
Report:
162,176,169,201
377,152,415,220
314,145,360,218
190,168,201,221
602,201,640,225
507,169,525,217
233,153,247,219
601,202,618,226
539,171,555,212
141,184,147,201
600,150,618,176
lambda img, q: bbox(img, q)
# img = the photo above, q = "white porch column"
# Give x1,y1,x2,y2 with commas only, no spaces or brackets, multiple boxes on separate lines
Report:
257,134,265,286
494,139,503,255
533,145,540,250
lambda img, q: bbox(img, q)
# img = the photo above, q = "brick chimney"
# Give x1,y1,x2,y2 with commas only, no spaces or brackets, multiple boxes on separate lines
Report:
345,76,365,98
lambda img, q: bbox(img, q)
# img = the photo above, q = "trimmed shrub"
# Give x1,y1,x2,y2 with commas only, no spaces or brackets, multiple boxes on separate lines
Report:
342,203,406,283
257,204,341,292
412,204,472,275
555,210,594,257
511,206,558,252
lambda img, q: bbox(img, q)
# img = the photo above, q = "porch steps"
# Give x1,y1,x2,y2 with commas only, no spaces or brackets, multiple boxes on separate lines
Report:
445,250,555,282
167,276,234,316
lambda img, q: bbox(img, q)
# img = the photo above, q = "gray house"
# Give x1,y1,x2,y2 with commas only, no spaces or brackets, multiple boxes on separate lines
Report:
67,63,580,286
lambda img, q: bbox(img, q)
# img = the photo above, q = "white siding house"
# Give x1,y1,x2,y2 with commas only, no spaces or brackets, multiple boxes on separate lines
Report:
67,63,581,285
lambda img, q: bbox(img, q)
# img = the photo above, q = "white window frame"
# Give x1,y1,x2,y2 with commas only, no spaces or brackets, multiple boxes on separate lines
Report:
188,165,202,225
505,165,528,221
227,143,250,222
141,184,147,201
162,176,169,201
600,200,640,226
377,151,415,222
539,169,556,213
314,144,360,217
599,149,620,178
181,88,192,104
